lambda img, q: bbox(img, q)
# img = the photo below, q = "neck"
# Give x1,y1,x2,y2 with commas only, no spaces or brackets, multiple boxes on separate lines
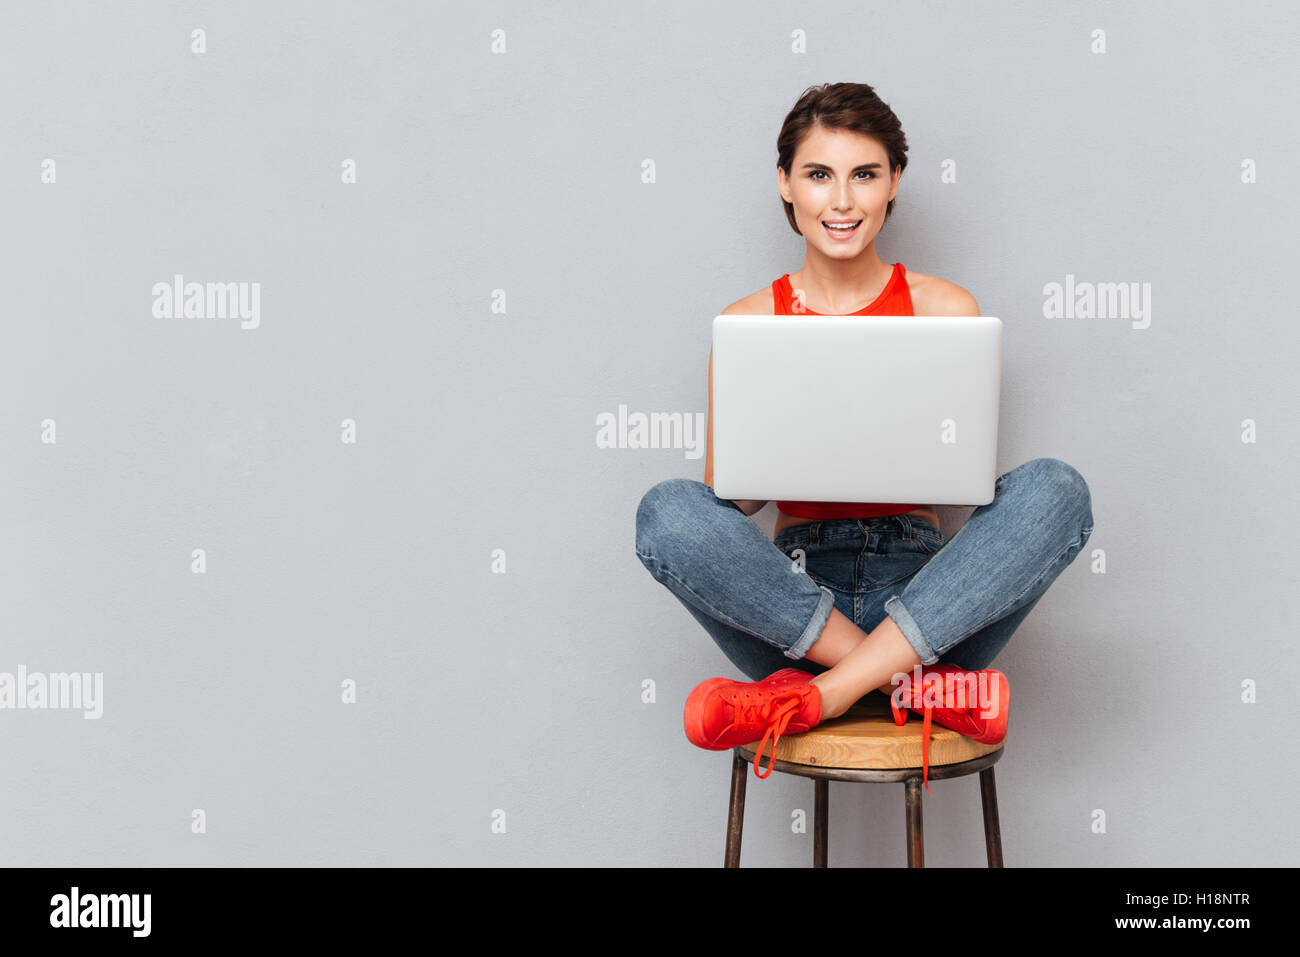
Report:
791,243,892,314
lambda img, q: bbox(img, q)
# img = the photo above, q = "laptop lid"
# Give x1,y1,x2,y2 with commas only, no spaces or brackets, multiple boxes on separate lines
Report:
710,314,1002,505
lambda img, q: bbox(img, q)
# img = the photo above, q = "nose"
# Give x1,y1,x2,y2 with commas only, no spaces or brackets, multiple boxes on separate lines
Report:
833,180,854,211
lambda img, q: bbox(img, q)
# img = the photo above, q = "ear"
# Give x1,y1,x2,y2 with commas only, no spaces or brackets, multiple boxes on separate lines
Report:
777,166,791,204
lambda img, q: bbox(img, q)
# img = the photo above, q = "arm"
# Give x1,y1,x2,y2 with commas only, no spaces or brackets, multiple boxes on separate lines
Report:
706,329,768,517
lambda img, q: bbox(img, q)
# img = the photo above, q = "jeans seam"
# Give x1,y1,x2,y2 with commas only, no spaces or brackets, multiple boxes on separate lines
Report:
635,548,818,655
916,529,944,554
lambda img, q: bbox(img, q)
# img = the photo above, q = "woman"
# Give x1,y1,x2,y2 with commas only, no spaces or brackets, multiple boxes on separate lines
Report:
634,82,1094,790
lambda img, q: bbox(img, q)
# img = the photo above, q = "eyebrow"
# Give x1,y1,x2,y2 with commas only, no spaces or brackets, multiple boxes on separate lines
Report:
800,162,883,172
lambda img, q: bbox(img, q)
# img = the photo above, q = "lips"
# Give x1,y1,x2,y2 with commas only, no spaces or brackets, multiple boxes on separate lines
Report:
822,220,862,239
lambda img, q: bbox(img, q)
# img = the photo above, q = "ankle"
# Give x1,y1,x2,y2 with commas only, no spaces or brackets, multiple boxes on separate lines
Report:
808,674,848,720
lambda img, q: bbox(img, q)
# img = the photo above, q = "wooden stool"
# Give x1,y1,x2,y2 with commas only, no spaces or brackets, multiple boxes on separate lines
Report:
726,691,1005,867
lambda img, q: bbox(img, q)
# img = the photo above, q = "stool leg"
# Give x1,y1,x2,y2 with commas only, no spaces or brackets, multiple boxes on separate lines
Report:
904,778,924,867
724,752,747,867
813,778,828,868
979,766,1004,868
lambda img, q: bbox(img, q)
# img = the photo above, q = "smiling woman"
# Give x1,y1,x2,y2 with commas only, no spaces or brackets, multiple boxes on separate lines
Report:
634,82,1094,788
729,84,969,536
772,87,909,315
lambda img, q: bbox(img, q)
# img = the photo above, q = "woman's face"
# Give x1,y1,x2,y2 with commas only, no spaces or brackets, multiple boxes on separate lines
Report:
778,125,900,256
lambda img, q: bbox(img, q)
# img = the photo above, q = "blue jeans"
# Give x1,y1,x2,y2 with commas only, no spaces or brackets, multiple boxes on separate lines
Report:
634,457,1094,681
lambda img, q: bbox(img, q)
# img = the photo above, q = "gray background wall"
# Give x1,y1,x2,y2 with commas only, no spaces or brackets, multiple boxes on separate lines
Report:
2,0,1296,867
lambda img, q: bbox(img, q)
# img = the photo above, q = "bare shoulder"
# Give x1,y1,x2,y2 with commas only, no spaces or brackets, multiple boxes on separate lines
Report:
903,267,981,316
719,284,776,316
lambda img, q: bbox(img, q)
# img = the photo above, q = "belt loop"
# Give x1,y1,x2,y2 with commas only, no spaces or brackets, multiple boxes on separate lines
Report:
809,521,822,545
897,513,915,538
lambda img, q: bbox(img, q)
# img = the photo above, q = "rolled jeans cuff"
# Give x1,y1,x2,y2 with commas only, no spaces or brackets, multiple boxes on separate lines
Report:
785,585,836,661
884,595,941,666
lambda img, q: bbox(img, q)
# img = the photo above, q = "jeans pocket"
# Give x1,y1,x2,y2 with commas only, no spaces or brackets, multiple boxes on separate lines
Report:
789,540,855,593
772,530,809,555
912,526,946,555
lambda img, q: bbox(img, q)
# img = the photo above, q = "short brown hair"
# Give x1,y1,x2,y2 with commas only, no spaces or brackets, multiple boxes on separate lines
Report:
776,82,910,236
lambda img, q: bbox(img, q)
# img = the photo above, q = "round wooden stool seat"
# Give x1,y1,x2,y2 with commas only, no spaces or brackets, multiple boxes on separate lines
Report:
723,691,1006,867
736,690,1004,779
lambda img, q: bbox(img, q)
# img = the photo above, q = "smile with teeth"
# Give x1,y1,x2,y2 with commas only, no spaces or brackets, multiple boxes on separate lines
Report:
823,220,862,237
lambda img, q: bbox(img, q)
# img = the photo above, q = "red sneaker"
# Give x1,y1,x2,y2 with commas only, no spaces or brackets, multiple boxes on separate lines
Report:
758,667,820,689
684,669,823,778
889,662,1010,795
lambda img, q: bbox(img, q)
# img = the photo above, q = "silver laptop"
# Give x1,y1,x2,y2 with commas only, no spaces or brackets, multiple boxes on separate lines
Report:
710,314,1002,505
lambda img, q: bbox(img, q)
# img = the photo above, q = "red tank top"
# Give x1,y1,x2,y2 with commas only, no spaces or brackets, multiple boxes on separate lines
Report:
772,262,922,520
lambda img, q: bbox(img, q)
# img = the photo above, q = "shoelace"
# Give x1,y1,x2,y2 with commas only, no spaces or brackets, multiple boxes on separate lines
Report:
892,688,936,795
724,691,805,779
891,682,986,796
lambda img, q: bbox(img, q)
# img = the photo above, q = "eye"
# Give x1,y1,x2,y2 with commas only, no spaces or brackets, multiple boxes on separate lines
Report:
808,170,876,181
